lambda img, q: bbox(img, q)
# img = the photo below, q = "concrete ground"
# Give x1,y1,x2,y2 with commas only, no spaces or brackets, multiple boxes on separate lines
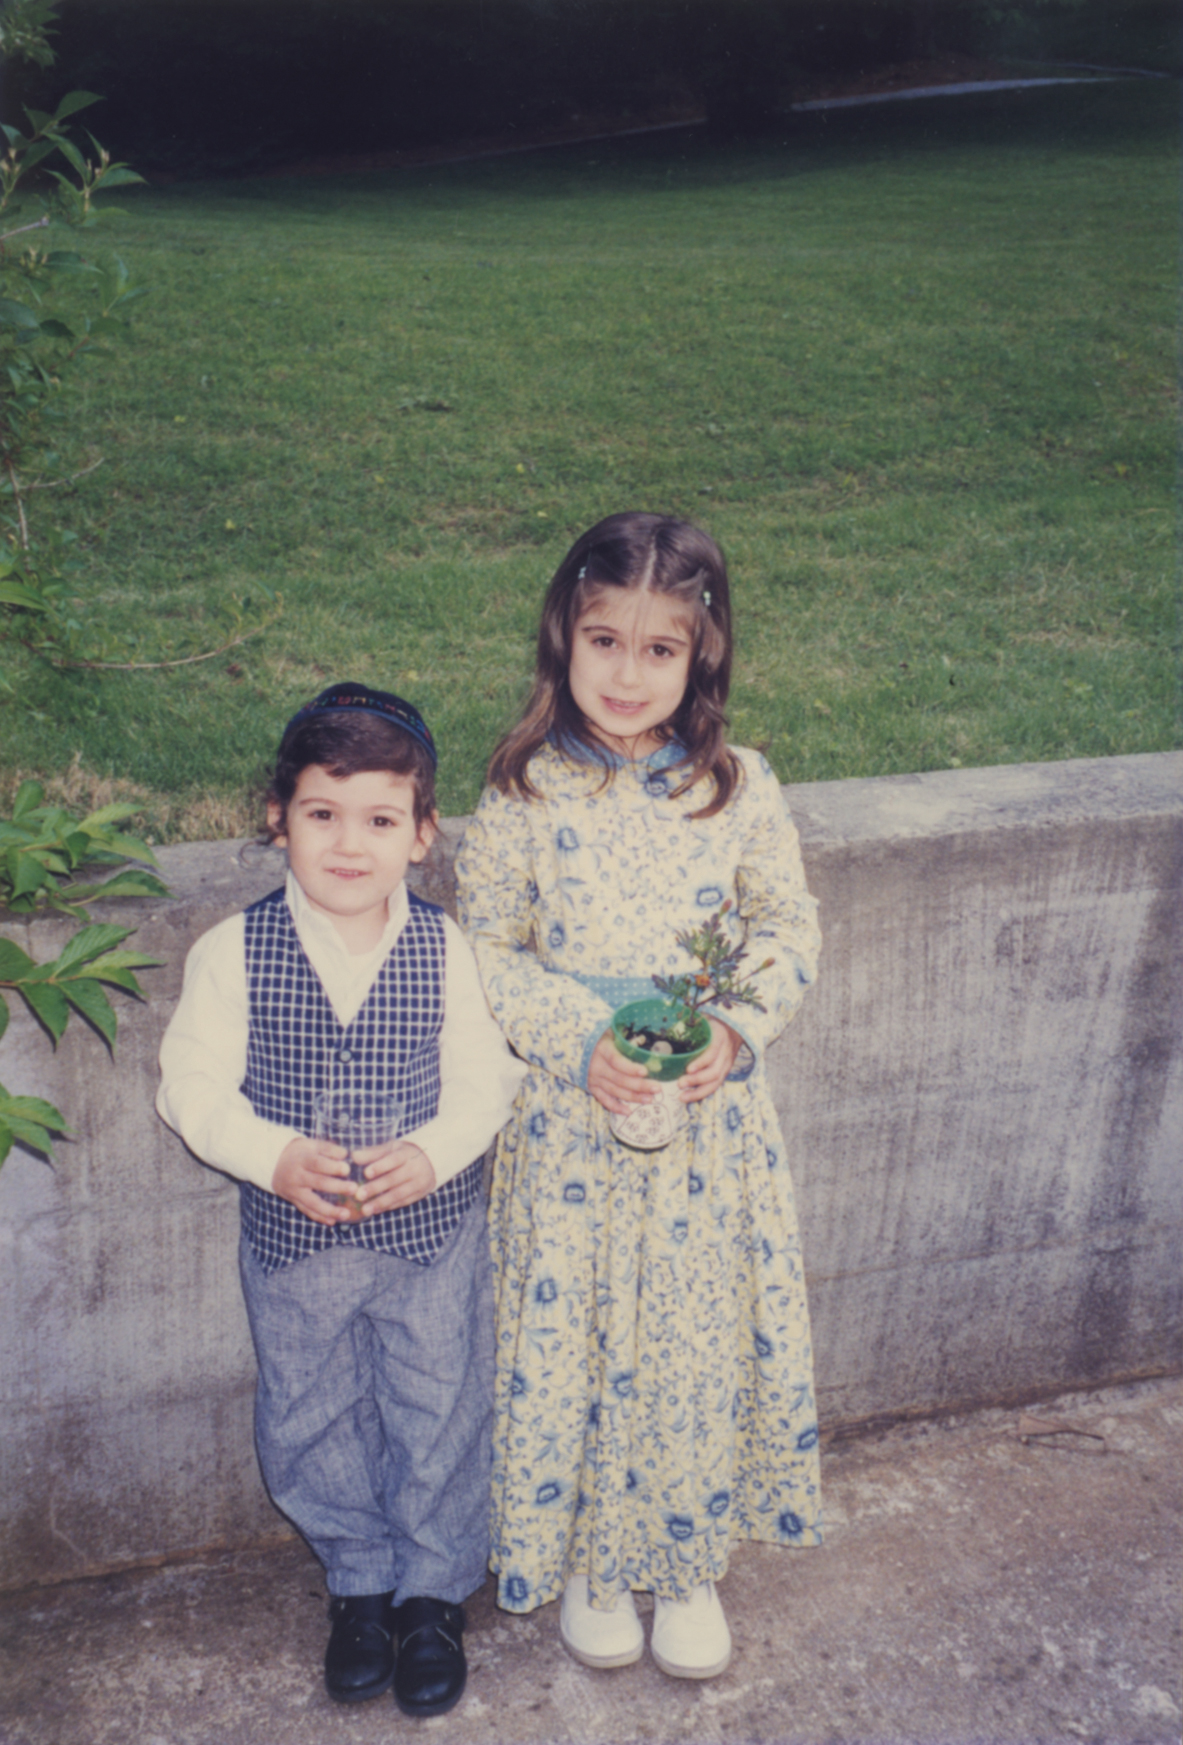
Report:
1,1379,1179,1745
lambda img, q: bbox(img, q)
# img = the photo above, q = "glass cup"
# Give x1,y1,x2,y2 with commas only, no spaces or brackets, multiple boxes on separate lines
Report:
312,1089,400,1223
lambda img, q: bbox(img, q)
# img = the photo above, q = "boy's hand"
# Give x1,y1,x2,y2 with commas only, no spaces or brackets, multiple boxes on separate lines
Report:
587,1031,656,1115
356,1140,437,1214
678,1019,742,1103
272,1136,355,1225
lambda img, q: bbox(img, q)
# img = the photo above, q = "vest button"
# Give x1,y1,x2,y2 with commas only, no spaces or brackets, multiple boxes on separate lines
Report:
337,1048,354,1063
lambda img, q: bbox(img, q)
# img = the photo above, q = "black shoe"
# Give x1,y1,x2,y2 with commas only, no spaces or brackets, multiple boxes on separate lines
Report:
324,1591,396,1704
392,1596,467,1718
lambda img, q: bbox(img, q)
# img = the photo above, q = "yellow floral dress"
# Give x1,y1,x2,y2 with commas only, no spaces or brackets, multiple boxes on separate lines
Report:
455,742,823,1613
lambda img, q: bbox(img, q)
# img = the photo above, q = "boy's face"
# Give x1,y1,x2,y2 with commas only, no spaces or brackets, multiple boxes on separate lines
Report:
268,765,436,947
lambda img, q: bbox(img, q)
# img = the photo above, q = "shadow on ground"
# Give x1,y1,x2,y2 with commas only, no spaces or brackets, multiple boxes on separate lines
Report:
1,1379,1179,1745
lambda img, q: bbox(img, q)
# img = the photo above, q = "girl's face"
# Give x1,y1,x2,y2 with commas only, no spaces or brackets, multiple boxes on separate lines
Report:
568,589,693,759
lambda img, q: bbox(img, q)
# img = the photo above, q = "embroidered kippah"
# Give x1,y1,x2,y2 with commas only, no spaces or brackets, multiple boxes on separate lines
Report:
282,682,437,766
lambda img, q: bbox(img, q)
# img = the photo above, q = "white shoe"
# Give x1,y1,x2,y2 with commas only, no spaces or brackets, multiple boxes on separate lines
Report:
650,1582,732,1679
560,1573,643,1669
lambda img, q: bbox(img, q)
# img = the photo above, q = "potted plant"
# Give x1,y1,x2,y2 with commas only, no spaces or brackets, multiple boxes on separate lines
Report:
608,903,773,1149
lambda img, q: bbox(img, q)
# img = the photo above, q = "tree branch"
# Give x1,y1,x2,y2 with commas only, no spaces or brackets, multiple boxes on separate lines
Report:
49,618,277,671
0,215,50,246
22,456,105,491
5,460,29,547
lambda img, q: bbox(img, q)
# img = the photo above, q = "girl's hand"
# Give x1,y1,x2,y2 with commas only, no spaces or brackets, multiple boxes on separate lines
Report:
587,1031,656,1115
356,1140,436,1215
272,1136,353,1225
678,1019,743,1103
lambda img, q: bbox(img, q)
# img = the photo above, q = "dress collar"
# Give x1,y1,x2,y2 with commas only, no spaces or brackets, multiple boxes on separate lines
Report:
550,731,688,775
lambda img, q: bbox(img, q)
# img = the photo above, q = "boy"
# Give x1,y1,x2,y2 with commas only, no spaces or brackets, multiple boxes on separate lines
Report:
157,683,525,1716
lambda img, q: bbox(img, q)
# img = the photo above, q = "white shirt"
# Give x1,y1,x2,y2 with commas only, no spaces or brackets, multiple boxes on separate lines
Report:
156,872,526,1192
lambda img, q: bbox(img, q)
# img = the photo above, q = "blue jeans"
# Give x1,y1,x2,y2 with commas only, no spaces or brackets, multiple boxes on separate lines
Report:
239,1202,493,1602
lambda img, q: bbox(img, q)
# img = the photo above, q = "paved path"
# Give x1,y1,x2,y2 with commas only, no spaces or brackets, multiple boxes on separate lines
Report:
2,1377,1179,1745
231,67,1146,185
792,76,1114,111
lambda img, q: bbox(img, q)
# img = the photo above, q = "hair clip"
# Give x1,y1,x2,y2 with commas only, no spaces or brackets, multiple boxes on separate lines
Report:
578,564,587,580
702,589,712,607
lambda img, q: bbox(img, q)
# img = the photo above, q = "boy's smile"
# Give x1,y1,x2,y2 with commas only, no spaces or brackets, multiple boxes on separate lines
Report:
568,591,693,759
268,765,436,951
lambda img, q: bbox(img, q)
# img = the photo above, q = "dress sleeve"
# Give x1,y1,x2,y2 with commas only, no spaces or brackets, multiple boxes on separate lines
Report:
705,753,821,1063
455,783,616,1091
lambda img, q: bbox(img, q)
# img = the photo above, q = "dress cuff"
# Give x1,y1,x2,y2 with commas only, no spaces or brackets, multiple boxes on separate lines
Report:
579,1023,608,1092
702,1007,761,1078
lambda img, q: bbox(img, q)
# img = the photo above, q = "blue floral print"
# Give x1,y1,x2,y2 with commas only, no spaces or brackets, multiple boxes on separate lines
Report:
455,742,823,1612
778,1509,806,1541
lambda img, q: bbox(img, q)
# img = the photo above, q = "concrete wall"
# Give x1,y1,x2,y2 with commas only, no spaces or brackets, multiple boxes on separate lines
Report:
1,753,1179,1590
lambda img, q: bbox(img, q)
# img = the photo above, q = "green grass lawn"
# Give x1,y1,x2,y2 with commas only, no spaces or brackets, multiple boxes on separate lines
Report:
2,78,1175,835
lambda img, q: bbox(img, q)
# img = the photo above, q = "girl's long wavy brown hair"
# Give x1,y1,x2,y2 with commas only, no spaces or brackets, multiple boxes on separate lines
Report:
488,511,742,819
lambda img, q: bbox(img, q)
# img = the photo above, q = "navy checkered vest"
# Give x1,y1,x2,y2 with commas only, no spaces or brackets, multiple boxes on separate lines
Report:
239,886,483,1274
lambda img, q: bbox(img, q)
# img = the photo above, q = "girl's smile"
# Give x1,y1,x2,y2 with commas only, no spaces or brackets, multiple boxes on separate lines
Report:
568,591,693,759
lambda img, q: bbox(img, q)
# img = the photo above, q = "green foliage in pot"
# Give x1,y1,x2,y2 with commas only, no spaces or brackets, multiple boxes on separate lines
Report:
610,997,714,1083
613,901,774,1078
649,901,773,1036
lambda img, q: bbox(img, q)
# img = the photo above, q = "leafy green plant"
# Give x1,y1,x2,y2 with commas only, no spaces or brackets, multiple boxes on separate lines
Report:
0,0,56,68
1,777,168,916
0,5,187,1173
0,780,167,1165
648,901,773,1045
0,922,161,1163
0,0,146,672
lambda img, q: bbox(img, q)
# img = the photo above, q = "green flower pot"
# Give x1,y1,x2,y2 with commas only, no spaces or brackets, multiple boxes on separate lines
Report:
610,998,712,1082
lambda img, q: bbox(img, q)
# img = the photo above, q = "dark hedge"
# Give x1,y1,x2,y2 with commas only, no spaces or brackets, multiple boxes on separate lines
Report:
3,0,1176,175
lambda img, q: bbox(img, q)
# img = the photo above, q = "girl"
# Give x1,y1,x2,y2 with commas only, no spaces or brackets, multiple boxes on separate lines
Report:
456,512,822,1681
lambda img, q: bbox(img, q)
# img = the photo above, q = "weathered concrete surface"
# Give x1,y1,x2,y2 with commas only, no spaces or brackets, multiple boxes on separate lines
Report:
1,753,1180,1591
1,1377,1179,1745
776,755,1182,1430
